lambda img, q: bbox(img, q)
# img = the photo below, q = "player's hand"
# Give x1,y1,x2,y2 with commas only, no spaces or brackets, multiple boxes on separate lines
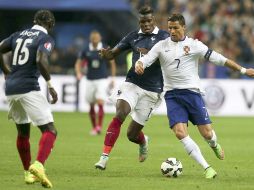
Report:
245,68,254,77
137,47,149,55
99,47,114,59
49,87,58,104
135,61,144,75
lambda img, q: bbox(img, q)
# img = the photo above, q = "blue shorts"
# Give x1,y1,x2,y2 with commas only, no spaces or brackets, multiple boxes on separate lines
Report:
164,89,211,128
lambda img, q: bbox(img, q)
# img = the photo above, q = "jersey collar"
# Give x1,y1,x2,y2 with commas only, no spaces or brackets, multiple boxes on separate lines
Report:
89,42,103,51
138,26,159,34
32,25,48,34
169,36,187,43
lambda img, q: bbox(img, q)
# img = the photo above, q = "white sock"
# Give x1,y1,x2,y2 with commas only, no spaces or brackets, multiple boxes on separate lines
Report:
180,135,209,169
206,130,217,148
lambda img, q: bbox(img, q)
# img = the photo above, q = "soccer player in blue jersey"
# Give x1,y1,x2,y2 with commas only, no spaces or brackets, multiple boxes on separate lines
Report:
0,10,57,188
75,30,116,135
95,5,169,170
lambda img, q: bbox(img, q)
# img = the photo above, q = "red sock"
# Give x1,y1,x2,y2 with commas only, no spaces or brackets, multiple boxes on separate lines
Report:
89,105,96,128
98,104,104,127
103,117,122,154
16,135,31,170
37,131,56,165
136,131,145,145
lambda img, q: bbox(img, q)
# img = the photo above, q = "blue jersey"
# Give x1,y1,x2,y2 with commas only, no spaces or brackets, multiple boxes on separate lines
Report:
78,42,108,80
116,27,169,93
4,25,54,95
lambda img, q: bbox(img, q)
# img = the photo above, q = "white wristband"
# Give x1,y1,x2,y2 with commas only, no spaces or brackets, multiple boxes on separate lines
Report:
240,67,247,75
47,80,53,88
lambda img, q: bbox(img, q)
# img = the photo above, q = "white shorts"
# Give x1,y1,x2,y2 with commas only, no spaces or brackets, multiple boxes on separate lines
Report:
85,79,108,103
110,82,162,125
7,91,54,126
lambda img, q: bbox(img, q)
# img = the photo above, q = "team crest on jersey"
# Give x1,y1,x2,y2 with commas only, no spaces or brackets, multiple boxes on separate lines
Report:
151,37,156,41
183,46,190,55
44,42,52,51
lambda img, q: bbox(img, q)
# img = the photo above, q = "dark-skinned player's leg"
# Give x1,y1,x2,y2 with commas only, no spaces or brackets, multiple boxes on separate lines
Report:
29,122,57,188
16,123,31,171
36,122,57,165
16,123,38,184
127,120,149,162
95,99,130,170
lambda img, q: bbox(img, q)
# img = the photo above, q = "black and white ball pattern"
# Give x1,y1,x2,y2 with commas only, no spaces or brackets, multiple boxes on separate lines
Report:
160,157,183,177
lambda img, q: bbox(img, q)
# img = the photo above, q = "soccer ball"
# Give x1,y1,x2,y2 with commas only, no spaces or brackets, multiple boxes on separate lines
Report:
160,157,183,177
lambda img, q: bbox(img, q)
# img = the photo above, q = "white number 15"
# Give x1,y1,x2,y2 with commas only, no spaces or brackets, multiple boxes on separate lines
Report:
13,38,33,65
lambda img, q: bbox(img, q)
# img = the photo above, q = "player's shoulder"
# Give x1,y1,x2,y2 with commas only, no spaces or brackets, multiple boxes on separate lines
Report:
8,29,27,39
156,37,169,47
192,37,207,48
186,36,201,43
184,36,202,46
158,29,170,38
185,36,207,52
124,29,139,39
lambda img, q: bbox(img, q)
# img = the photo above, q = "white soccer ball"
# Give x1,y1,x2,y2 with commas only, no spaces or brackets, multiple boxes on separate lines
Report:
160,157,183,177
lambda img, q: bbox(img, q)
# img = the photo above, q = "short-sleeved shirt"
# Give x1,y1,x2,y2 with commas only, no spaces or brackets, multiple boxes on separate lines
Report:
78,42,108,80
3,25,55,95
115,27,169,93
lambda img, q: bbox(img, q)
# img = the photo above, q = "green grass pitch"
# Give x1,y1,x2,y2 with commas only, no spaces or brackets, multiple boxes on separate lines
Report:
0,111,254,190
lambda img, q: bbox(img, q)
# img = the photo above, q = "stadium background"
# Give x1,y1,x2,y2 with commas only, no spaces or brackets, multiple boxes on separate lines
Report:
0,0,254,115
0,1,254,190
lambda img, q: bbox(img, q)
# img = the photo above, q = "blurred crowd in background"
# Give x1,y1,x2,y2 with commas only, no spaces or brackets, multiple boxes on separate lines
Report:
130,0,254,78
0,0,254,78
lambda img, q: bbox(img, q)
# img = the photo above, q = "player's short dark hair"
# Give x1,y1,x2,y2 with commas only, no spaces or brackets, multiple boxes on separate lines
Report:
168,13,185,26
138,5,154,16
34,10,55,30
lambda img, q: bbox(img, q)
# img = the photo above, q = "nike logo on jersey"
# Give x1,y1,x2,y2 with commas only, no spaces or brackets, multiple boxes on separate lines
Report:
151,37,156,41
165,49,171,52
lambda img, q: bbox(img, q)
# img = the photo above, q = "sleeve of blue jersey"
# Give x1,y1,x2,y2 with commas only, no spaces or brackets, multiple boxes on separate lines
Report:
115,31,134,51
1,32,16,50
38,36,55,55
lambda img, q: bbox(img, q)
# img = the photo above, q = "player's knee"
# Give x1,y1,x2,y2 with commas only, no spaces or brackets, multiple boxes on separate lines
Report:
199,125,213,140
127,131,136,142
115,110,129,122
174,129,186,140
16,123,30,137
38,122,57,136
202,130,213,140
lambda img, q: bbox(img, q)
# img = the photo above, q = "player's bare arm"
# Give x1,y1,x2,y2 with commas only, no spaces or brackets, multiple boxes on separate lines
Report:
225,59,254,77
135,61,144,75
75,58,83,80
0,40,11,76
109,59,116,88
36,50,58,104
